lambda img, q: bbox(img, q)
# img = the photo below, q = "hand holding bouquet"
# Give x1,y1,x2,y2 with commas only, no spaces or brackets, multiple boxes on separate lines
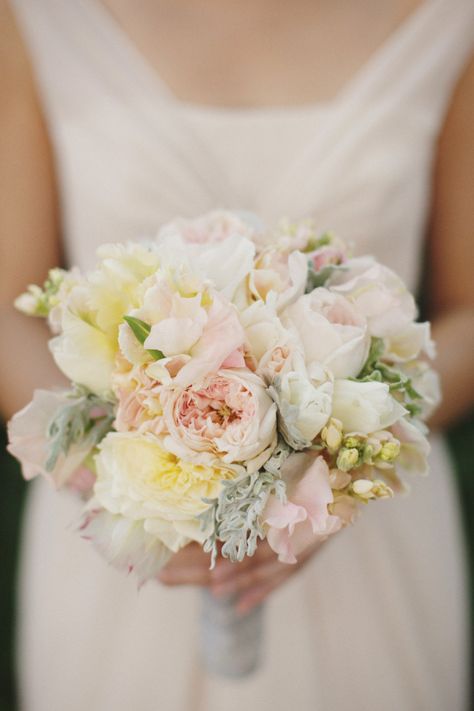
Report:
8,211,439,675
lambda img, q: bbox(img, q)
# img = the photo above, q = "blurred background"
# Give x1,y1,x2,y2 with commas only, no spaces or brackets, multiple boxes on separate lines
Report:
1,411,473,710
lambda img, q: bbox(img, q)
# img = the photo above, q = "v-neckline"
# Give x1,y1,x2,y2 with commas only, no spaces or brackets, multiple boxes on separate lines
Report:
78,0,435,117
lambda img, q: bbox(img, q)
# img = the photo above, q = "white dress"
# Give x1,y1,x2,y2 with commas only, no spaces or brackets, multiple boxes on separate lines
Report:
11,1,474,709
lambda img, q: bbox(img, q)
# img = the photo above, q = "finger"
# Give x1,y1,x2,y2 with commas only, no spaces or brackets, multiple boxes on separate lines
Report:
235,571,291,614
158,565,211,587
211,542,279,583
211,558,285,598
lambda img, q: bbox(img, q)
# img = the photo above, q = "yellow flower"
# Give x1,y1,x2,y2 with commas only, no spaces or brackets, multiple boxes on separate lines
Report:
94,432,236,552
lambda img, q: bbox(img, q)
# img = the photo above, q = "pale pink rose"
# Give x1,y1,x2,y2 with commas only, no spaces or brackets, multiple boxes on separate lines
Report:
7,389,93,488
328,257,417,338
264,453,342,563
283,287,370,378
162,369,277,472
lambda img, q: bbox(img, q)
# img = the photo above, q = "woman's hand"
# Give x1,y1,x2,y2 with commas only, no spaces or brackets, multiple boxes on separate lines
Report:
158,539,322,613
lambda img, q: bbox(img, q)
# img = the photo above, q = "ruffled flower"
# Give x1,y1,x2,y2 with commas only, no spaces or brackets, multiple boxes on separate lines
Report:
264,453,341,563
162,369,277,472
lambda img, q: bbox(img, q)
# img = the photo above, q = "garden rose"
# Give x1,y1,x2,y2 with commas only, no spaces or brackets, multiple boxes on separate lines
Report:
283,287,370,378
93,432,236,552
162,369,277,472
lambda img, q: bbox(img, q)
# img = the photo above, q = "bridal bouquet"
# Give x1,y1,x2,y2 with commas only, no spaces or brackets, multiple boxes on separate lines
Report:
8,211,439,675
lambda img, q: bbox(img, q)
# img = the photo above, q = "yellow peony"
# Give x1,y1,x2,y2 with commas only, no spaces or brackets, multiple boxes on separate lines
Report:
94,432,236,552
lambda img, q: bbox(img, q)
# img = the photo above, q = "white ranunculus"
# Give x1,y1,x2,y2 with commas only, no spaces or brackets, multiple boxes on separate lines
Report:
283,287,370,378
269,370,333,449
93,432,237,552
327,257,417,339
332,379,407,434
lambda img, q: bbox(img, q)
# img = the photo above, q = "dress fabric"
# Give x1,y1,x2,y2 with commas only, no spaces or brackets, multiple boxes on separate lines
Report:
10,1,474,709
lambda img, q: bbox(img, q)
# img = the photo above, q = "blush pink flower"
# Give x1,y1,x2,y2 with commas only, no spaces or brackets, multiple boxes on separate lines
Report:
264,453,342,563
7,389,96,488
113,361,166,436
162,369,277,472
157,210,257,245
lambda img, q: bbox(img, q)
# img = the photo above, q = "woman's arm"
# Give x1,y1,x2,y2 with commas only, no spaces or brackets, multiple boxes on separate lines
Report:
0,1,65,419
428,54,474,429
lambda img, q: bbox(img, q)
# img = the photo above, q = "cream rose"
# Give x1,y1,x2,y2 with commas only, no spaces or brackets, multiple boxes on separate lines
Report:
283,287,370,378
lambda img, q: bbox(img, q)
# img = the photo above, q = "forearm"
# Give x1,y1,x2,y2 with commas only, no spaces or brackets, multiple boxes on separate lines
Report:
0,305,66,420
428,306,474,431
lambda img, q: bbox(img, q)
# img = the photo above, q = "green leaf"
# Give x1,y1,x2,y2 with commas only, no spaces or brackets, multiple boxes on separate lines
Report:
123,315,165,361
123,316,151,344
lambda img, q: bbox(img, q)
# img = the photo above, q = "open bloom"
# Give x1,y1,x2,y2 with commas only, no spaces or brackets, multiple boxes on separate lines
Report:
7,389,94,487
122,274,246,387
328,257,417,339
264,453,341,563
162,369,277,472
283,287,370,378
93,432,236,552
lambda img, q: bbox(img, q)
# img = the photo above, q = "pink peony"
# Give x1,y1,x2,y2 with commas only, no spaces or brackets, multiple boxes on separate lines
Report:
264,453,342,563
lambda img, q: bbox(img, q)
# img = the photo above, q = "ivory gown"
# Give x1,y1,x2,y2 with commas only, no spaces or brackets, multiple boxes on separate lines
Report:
10,1,474,709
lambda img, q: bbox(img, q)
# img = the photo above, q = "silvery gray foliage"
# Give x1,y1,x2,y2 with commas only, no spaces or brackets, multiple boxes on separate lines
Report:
268,377,313,451
201,442,289,567
46,386,115,472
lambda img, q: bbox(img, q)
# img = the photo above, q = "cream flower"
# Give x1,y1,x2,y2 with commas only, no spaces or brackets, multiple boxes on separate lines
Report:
283,287,370,378
269,369,333,449
94,432,236,552
162,369,277,473
331,379,407,434
328,257,417,339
